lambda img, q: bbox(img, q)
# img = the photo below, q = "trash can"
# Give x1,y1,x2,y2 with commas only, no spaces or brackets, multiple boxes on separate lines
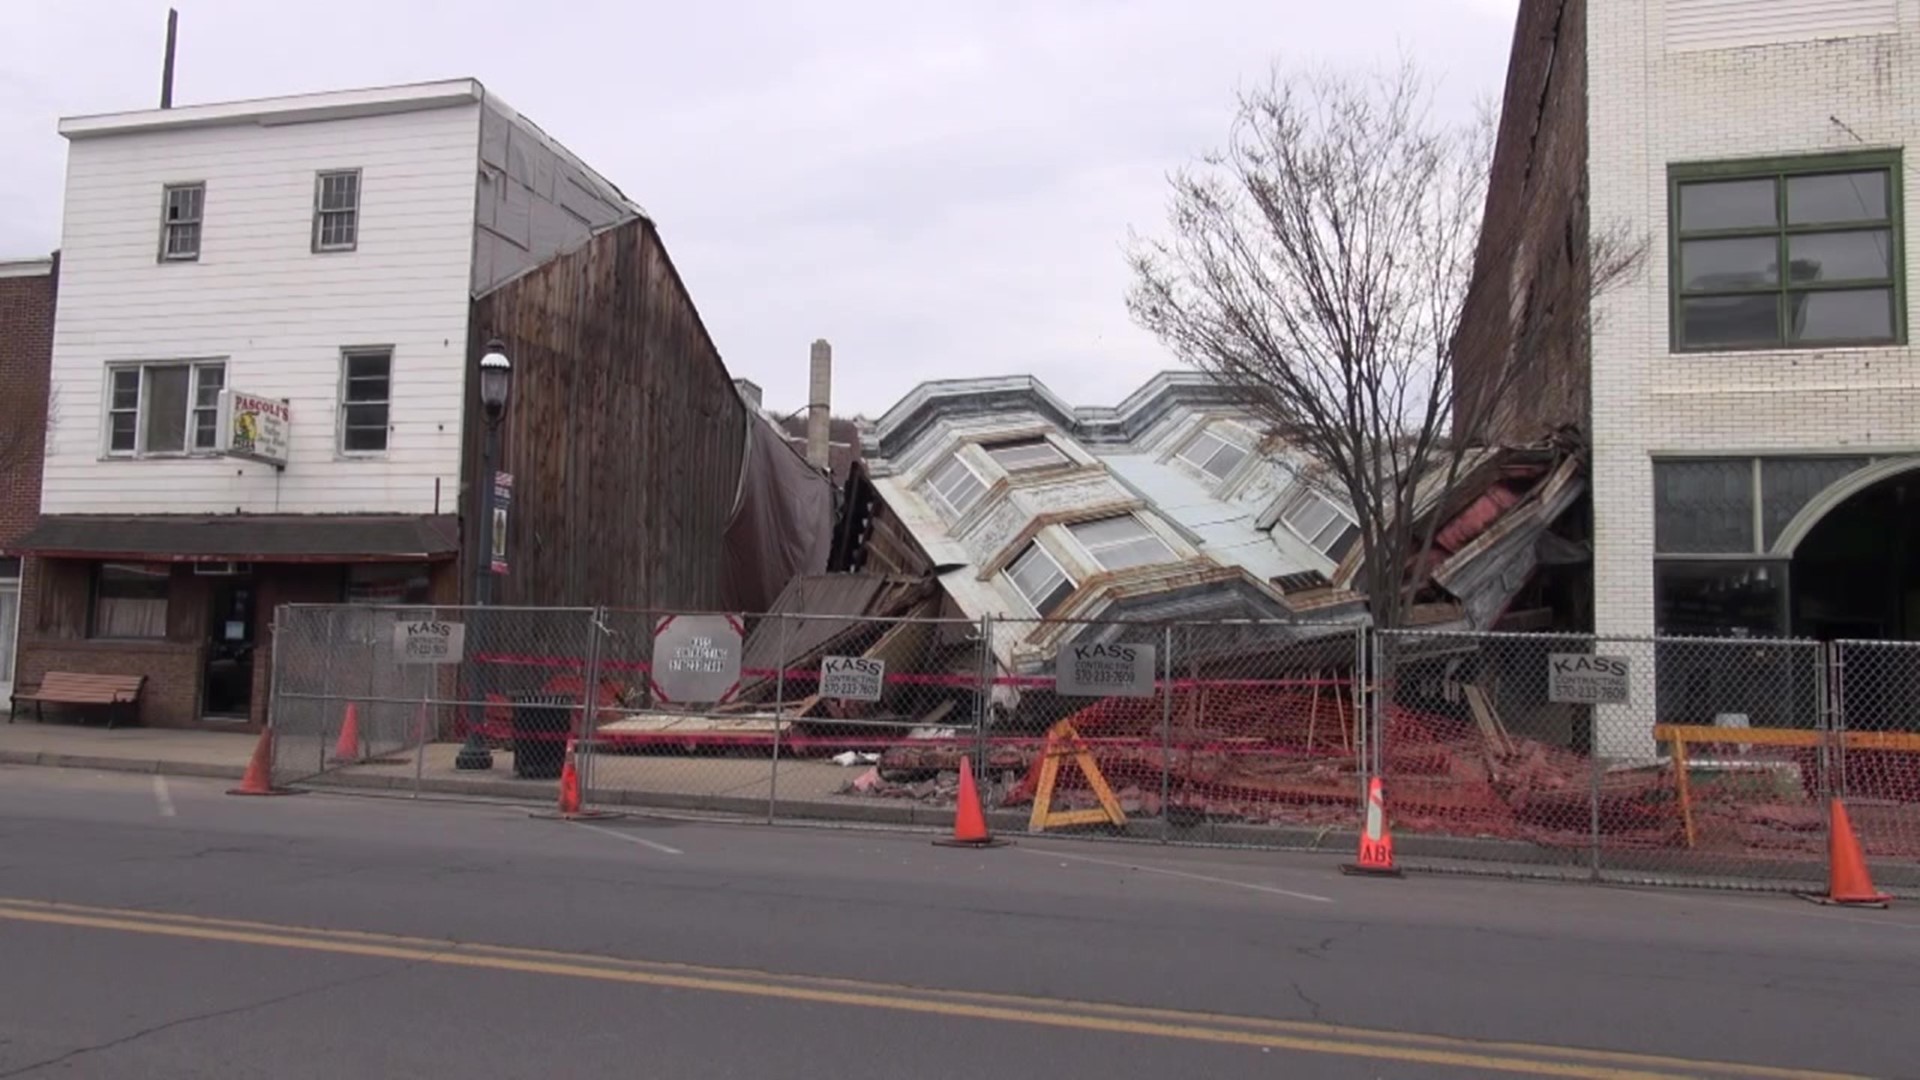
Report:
511,694,573,780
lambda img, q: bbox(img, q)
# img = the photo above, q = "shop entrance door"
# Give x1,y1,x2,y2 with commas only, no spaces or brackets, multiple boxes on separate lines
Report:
203,577,256,718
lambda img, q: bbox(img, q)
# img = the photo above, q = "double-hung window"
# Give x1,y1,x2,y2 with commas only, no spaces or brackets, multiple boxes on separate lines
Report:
1176,425,1250,482
340,348,392,453
1007,543,1074,616
107,361,225,456
1280,487,1359,560
1069,515,1177,571
925,454,987,519
159,182,204,261
313,169,361,252
984,436,1068,472
1672,153,1902,349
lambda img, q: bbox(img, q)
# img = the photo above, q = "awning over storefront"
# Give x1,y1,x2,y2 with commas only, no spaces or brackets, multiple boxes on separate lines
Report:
1,514,461,563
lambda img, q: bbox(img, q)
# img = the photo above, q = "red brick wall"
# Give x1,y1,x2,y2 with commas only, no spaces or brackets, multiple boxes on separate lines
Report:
0,258,54,549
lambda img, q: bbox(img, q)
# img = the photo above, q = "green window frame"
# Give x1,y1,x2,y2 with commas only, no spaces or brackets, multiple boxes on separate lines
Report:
1669,151,1905,352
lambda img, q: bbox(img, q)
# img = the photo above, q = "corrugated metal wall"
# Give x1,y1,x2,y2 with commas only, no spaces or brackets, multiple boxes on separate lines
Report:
466,217,748,611
1665,0,1899,53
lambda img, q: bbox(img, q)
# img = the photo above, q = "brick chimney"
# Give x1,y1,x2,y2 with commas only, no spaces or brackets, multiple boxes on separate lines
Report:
806,339,831,472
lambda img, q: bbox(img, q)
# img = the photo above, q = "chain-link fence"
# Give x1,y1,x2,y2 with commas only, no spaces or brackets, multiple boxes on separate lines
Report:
1830,641,1920,871
1369,630,1920,895
265,603,1918,895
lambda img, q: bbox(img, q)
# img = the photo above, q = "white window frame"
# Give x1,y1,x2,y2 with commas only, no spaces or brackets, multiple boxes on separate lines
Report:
338,347,393,456
1006,542,1075,616
1069,514,1178,572
1176,425,1251,483
984,436,1069,473
1280,486,1359,559
158,181,205,262
104,360,227,458
924,453,988,520
313,168,362,253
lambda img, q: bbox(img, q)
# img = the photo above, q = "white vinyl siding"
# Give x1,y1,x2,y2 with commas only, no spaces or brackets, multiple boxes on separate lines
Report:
1069,515,1177,572
1176,426,1250,482
43,103,480,514
1665,0,1897,52
1006,543,1074,616
925,454,988,519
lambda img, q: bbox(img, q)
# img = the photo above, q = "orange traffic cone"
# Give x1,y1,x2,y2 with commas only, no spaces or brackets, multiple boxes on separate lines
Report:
227,726,300,797
557,741,583,816
329,703,364,764
933,756,1009,848
1341,776,1402,877
1803,799,1891,908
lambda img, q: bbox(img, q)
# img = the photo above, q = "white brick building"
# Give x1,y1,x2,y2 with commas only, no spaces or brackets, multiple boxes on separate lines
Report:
1469,0,1920,753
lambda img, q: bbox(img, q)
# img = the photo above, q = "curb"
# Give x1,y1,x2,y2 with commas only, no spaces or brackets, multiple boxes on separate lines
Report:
0,750,247,781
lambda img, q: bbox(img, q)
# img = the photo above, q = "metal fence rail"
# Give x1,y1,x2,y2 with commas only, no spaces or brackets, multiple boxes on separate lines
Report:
264,603,1920,895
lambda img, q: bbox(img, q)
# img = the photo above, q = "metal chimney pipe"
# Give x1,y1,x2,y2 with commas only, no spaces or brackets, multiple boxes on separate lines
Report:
160,9,178,109
806,339,831,473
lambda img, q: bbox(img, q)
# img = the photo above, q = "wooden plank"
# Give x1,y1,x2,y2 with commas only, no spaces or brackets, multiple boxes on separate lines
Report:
1463,684,1512,757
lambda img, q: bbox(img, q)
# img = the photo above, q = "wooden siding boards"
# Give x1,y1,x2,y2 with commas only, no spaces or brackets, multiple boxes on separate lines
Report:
466,217,747,612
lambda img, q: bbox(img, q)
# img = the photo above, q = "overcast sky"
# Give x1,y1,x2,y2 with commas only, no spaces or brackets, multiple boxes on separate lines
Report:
0,0,1518,418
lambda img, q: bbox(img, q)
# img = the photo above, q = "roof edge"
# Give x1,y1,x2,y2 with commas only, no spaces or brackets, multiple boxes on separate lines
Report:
59,78,484,139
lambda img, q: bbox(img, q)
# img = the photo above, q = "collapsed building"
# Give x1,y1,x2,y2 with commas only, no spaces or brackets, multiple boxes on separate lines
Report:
670,373,1609,833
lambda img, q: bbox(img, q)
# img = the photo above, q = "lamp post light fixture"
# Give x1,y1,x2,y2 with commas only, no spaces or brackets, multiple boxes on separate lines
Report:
455,338,515,772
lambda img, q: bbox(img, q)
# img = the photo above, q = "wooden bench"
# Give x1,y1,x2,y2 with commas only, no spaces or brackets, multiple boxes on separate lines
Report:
9,673,147,730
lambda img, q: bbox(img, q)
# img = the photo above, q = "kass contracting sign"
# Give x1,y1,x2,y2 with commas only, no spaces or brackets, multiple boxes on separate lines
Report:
1054,641,1157,698
1547,653,1631,705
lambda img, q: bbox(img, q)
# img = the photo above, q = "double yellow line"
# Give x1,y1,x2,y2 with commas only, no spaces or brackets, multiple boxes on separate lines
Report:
0,897,1861,1079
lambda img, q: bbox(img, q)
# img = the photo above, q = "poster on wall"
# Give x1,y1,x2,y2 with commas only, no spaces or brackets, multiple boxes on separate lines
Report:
490,471,512,575
216,390,291,467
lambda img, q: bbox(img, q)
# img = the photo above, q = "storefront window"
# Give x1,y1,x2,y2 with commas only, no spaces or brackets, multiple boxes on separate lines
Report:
92,563,171,639
345,564,433,606
1654,560,1788,638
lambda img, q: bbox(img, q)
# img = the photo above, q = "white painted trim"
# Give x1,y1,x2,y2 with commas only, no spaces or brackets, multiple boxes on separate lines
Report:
59,78,483,139
0,258,53,279
1772,456,1920,555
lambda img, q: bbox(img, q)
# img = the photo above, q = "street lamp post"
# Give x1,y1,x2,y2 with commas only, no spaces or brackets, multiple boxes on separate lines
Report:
455,339,513,771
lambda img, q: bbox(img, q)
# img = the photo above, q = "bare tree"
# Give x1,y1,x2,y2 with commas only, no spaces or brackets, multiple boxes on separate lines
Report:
1128,60,1640,629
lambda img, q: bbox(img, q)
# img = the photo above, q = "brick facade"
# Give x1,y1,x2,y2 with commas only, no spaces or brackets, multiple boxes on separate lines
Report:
0,257,54,548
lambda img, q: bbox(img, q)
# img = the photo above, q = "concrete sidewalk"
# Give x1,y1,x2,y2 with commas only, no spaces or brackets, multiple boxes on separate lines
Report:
0,722,255,778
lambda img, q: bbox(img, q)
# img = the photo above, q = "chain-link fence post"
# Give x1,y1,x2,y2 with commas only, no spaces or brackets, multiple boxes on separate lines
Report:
1588,700,1602,882
975,613,994,786
1158,622,1174,844
575,607,606,809
768,613,788,826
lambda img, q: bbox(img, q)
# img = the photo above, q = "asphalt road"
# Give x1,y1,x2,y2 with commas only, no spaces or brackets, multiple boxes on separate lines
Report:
0,765,1914,1079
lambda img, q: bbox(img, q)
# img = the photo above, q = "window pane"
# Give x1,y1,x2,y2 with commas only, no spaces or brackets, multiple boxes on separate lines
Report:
111,370,140,410
1070,516,1152,548
1679,236,1777,291
1179,432,1223,466
109,413,137,452
1202,441,1248,479
1284,492,1339,538
193,410,218,450
345,403,389,429
1654,459,1754,554
1787,230,1892,284
1787,171,1888,225
1680,294,1780,348
166,223,200,257
94,563,170,639
1679,178,1777,232
1654,560,1786,638
194,365,224,408
142,366,190,452
1788,287,1894,343
928,456,984,517
346,352,391,383
1761,457,1869,548
986,439,1064,471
